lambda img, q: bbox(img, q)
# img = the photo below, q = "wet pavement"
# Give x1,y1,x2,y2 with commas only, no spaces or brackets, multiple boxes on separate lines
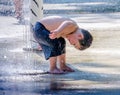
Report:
0,10,120,95
0,14,120,95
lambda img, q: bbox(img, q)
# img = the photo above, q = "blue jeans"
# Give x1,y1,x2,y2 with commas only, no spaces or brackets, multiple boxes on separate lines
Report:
33,22,66,60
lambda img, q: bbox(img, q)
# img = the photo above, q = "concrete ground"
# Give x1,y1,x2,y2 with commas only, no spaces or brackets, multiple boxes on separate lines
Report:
0,11,120,95
0,1,120,94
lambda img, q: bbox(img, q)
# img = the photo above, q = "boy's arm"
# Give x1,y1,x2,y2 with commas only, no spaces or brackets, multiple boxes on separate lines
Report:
49,21,78,39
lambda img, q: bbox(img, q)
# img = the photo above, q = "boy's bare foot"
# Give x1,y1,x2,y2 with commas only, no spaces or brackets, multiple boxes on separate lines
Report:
61,65,74,72
49,68,65,74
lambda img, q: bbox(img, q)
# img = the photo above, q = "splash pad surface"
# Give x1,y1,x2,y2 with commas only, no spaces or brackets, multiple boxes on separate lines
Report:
0,12,120,94
0,0,120,94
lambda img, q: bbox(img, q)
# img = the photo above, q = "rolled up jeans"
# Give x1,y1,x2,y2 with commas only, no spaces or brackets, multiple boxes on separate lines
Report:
33,22,66,60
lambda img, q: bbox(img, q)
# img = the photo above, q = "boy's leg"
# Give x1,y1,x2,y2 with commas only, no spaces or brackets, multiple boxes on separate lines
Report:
14,0,23,19
49,56,64,74
58,54,74,72
49,56,57,71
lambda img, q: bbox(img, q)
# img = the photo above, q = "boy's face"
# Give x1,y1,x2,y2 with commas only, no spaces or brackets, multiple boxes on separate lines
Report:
67,32,84,50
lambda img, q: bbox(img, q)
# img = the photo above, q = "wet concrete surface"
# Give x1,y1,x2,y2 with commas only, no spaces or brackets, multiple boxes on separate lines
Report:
0,13,120,95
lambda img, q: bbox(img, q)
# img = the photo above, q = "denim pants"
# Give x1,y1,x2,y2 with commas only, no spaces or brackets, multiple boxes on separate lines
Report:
33,22,66,60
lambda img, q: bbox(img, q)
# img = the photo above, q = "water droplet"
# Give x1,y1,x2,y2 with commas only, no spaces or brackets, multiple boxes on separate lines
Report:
4,55,7,59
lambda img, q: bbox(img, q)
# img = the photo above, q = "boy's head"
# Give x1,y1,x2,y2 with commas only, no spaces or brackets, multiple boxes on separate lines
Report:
67,28,93,50
79,29,93,50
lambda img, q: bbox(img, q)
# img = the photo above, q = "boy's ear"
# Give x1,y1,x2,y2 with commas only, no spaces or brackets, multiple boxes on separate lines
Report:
78,34,83,39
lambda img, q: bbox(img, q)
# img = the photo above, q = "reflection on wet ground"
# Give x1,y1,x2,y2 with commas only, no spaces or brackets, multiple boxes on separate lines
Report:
0,13,120,95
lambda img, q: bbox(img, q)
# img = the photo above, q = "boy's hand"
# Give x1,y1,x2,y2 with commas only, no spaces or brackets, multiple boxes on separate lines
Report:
49,30,59,39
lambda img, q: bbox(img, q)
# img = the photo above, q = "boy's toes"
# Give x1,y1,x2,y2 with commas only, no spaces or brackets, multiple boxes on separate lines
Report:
48,69,65,74
62,66,75,72
63,69,74,72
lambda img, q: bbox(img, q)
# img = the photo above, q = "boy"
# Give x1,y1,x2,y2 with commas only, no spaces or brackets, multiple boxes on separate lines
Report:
33,16,93,74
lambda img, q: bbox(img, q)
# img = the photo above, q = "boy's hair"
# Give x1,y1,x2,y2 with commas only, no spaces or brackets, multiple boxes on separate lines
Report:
79,29,93,50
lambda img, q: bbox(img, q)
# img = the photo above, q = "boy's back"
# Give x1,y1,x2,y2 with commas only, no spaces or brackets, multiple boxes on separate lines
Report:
40,16,76,31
